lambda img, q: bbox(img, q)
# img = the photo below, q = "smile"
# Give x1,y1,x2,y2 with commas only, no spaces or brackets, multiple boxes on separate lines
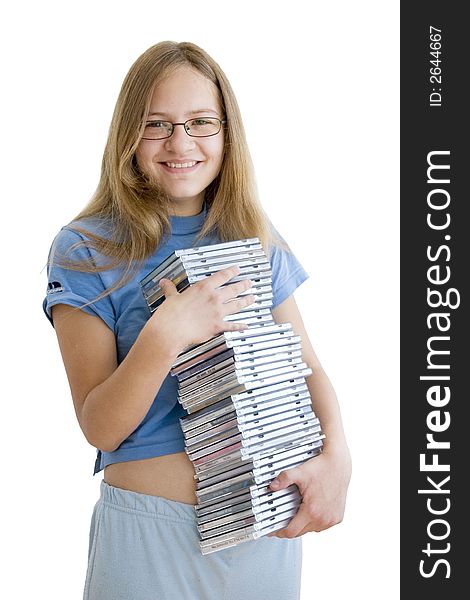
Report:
165,161,198,169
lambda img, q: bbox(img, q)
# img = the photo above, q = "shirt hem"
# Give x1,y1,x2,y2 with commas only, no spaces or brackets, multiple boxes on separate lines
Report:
94,440,187,474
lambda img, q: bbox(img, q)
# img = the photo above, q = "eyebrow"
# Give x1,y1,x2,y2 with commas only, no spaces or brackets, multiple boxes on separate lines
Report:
148,108,220,117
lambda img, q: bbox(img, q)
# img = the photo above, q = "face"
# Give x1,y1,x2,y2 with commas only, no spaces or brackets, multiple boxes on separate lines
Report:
135,66,225,216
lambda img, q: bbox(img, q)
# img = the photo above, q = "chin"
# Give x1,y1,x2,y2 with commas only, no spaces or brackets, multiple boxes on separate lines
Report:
167,189,202,201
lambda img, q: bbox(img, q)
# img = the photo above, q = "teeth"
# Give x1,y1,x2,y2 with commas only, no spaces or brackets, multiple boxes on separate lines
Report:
165,161,197,169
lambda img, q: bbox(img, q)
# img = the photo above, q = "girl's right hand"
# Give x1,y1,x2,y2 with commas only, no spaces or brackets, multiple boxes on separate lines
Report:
147,266,255,352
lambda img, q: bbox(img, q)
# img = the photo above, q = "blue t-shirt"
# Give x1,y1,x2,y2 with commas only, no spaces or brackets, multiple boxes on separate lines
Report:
43,206,309,474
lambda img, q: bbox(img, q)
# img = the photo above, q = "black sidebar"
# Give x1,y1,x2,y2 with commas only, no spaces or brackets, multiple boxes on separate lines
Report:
401,2,468,598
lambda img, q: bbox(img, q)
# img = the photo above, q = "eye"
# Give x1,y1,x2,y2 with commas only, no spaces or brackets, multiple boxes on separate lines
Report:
186,118,220,136
142,120,172,139
146,120,168,128
191,118,212,126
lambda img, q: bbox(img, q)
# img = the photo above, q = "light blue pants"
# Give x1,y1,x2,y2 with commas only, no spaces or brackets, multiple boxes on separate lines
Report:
84,480,302,600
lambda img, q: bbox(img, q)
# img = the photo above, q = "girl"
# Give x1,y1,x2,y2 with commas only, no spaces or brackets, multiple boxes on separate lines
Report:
43,41,351,600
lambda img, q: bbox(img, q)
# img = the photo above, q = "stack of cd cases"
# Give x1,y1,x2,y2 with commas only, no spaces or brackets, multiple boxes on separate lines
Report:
140,238,324,554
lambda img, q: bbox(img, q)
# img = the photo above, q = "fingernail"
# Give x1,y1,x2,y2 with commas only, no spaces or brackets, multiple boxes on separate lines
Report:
270,479,280,489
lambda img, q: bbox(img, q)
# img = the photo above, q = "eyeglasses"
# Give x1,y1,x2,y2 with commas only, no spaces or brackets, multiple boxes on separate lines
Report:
141,117,226,140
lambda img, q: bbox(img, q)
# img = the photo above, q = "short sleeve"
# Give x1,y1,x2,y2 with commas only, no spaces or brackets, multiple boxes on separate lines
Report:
269,238,309,308
42,227,116,331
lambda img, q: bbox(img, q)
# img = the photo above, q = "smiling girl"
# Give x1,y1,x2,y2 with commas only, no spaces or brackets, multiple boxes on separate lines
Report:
43,41,351,600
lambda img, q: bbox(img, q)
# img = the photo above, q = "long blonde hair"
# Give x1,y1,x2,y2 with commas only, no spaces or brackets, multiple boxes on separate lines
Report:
61,41,276,293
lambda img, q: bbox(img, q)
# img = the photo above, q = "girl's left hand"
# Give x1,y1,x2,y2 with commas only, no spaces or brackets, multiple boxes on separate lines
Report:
268,444,352,538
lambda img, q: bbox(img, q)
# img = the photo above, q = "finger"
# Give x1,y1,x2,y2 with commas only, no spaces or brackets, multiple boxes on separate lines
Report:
159,278,179,298
270,505,310,539
206,265,241,288
222,294,256,317
297,524,314,537
279,508,310,538
219,279,254,303
269,466,301,492
221,320,249,332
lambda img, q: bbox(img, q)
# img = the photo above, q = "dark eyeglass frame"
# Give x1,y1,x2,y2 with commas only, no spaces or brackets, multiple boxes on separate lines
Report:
141,117,227,140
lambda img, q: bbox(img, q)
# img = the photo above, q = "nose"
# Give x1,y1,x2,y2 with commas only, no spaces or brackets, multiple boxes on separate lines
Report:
164,123,195,152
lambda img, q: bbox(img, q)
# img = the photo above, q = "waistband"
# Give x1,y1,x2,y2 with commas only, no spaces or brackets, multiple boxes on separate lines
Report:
99,480,197,524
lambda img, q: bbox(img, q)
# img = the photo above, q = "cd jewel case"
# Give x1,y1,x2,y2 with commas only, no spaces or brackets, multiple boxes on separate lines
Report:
140,238,324,554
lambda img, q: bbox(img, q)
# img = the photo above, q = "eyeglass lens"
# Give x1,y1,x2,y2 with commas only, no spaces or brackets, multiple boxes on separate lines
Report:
143,118,222,140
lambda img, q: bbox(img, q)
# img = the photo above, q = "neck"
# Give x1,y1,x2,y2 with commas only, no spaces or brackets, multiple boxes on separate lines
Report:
169,196,204,217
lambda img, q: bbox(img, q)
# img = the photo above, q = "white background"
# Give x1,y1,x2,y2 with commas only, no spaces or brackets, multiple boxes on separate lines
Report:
1,1,399,598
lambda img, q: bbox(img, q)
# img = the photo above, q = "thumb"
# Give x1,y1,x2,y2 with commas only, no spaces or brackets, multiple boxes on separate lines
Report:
159,278,178,298
269,466,299,491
